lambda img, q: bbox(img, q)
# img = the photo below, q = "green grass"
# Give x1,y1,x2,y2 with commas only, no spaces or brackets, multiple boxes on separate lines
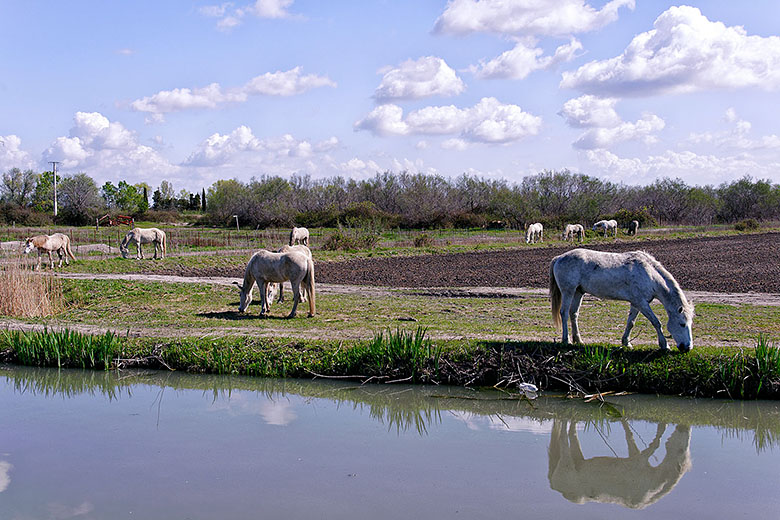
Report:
2,328,780,399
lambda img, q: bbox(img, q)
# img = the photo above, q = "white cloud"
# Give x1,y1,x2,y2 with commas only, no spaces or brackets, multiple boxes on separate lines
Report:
687,109,780,150
42,112,177,184
0,461,11,493
374,56,465,102
434,0,634,37
442,138,469,150
0,135,35,170
471,38,582,79
584,148,780,184
130,67,335,118
355,97,542,144
560,95,664,149
200,0,294,30
561,5,780,96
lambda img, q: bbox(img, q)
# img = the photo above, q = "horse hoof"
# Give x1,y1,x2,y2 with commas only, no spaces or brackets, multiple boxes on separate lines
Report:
307,313,315,318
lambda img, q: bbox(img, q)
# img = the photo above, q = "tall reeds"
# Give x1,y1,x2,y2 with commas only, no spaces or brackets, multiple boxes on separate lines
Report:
0,255,63,318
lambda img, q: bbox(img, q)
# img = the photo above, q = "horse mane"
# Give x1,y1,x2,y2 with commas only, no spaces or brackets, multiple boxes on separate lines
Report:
638,251,694,319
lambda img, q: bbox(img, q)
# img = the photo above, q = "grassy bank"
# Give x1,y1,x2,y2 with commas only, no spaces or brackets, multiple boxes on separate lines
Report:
2,328,779,399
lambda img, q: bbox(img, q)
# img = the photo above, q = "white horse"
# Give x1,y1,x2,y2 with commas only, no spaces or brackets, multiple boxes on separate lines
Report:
592,219,618,237
628,220,640,236
24,233,76,270
236,249,316,318
548,419,691,509
562,224,584,243
120,227,167,259
273,244,313,304
526,223,544,244
289,226,309,246
550,249,694,351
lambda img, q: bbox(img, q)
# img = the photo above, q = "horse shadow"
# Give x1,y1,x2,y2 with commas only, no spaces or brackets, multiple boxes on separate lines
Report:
198,302,295,321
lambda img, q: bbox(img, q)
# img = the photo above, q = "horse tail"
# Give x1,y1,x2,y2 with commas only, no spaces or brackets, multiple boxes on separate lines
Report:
162,231,167,258
550,259,562,330
304,256,316,316
67,237,76,260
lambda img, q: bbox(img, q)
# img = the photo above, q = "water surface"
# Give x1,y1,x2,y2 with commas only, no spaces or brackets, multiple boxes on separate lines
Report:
1,366,779,519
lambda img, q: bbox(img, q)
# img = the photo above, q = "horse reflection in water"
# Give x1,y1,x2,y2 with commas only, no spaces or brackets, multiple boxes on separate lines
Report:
548,420,692,509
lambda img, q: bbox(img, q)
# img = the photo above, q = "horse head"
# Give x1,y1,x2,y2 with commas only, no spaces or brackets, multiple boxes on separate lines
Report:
666,304,694,352
22,238,34,254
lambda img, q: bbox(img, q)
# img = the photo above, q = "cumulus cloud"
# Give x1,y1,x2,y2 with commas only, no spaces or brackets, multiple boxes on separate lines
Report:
183,125,338,167
0,461,11,493
42,112,177,183
471,38,582,79
687,108,780,150
0,135,35,170
374,56,465,102
561,5,780,96
130,67,335,119
200,0,295,30
584,148,780,184
355,97,542,144
434,0,634,37
560,95,664,149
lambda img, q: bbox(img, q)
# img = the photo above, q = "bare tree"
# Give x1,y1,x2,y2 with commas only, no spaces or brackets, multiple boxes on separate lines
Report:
1,168,37,206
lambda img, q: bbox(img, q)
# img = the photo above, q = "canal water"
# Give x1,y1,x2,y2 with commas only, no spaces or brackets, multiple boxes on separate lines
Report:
1,366,779,519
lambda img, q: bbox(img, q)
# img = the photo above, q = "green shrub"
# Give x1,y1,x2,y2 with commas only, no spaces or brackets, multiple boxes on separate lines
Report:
734,218,760,231
413,233,433,248
323,227,379,250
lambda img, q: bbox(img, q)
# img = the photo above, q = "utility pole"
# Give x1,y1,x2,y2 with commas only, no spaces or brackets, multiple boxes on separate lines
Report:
49,161,60,217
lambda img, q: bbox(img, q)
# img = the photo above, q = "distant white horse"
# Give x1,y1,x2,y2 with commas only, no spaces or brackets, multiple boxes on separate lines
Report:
236,249,315,318
289,226,309,246
562,224,584,243
550,249,694,351
273,244,313,304
548,419,691,509
24,233,76,270
592,219,618,237
628,220,640,236
120,227,167,260
526,223,544,244
593,220,617,237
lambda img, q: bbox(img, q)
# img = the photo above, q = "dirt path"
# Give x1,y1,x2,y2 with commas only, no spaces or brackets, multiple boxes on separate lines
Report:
55,272,780,306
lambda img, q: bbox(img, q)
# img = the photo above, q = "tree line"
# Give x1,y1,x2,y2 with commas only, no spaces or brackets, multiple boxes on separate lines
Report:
2,166,779,229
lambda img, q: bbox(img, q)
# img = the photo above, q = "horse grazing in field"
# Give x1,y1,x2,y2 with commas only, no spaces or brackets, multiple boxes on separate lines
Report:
235,249,315,318
562,224,584,243
549,249,694,352
548,419,691,509
24,233,76,270
592,219,618,237
526,223,544,244
120,227,167,260
272,244,313,304
289,226,309,246
627,220,640,236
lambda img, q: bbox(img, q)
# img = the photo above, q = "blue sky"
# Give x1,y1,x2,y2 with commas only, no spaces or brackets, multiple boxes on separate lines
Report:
2,1,780,193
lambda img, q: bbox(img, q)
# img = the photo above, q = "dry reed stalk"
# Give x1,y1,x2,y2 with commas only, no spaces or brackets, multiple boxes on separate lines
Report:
0,255,63,318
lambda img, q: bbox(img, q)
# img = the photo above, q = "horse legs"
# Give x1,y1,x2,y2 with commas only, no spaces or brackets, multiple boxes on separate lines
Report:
621,305,640,347
559,291,575,344
56,249,64,268
153,241,159,260
36,251,42,271
47,251,54,269
288,280,301,318
637,302,669,350
260,281,269,316
569,291,584,344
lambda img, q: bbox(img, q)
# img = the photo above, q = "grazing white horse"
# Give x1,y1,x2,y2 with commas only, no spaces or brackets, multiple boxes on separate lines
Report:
628,220,640,236
550,249,694,352
592,219,618,237
562,224,584,243
24,233,76,270
120,227,167,259
289,226,309,246
272,244,313,304
526,222,544,244
548,419,691,509
236,249,315,318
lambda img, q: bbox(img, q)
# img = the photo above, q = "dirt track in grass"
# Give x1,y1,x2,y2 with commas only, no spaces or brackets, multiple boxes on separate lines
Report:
136,232,780,294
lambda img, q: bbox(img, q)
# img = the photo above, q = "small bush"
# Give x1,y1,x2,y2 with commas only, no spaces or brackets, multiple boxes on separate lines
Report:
610,207,656,228
734,218,760,231
452,212,487,229
322,227,379,251
413,233,433,248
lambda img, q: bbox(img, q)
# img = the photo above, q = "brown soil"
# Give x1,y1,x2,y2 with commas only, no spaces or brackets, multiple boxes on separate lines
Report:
148,232,780,294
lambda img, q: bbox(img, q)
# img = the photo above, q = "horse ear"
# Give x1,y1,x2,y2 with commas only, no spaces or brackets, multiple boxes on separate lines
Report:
678,306,684,314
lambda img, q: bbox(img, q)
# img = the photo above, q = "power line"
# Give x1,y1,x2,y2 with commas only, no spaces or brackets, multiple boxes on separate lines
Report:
48,161,60,217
